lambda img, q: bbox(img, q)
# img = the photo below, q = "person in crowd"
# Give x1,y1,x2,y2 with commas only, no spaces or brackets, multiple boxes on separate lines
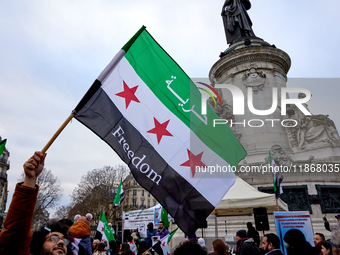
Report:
145,222,157,248
236,229,261,255
131,229,140,240
283,228,314,255
172,240,208,255
30,220,70,255
108,223,115,235
93,240,101,253
262,233,283,255
136,240,147,255
323,215,340,246
153,221,169,239
126,236,137,255
0,151,71,255
246,222,260,247
107,240,119,255
314,233,326,255
198,237,207,249
212,239,230,255
119,243,134,255
93,242,107,255
321,241,333,255
108,240,119,255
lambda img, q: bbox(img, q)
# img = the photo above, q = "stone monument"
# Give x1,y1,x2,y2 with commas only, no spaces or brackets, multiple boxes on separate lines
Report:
208,0,340,241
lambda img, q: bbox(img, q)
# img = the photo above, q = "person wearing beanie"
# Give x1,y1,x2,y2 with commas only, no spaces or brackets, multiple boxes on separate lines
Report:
68,213,93,255
236,229,261,255
283,228,314,255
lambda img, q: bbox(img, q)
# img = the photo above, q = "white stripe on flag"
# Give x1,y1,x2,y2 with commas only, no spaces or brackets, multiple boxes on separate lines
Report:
102,57,235,206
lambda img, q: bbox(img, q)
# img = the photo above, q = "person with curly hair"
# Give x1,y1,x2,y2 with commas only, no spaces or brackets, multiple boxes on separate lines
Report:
0,151,70,255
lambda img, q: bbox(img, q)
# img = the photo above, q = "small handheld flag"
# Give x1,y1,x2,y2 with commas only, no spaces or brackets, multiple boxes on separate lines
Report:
269,152,283,199
96,212,115,243
114,179,125,207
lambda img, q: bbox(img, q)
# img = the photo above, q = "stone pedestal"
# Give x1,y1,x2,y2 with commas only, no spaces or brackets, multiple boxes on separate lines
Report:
206,39,340,246
209,39,292,164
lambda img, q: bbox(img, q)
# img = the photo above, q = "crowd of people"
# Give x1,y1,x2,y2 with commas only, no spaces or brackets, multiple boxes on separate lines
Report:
0,151,340,255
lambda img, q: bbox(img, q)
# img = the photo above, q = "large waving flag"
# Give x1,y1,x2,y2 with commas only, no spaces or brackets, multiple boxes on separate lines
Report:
113,179,125,206
96,212,115,243
73,26,246,235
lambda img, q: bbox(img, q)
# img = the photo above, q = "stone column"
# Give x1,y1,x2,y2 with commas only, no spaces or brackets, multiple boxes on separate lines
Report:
209,39,291,164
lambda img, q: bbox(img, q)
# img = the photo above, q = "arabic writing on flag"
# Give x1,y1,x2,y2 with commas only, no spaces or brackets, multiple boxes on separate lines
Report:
96,212,115,244
73,26,246,235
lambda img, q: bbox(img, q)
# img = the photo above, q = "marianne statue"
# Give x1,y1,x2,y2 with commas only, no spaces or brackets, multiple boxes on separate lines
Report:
221,0,258,45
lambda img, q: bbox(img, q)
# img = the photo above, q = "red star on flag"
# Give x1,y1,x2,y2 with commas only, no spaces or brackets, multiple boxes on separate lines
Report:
115,80,140,109
167,252,171,255
101,227,104,232
162,241,166,247
180,149,207,177
147,118,173,144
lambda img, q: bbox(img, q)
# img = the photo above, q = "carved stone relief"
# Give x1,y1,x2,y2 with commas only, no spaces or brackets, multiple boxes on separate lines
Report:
316,185,340,213
242,66,266,93
283,93,340,151
268,145,293,166
259,186,312,213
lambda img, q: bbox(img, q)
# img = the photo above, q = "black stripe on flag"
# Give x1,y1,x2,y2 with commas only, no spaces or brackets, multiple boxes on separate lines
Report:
74,87,214,235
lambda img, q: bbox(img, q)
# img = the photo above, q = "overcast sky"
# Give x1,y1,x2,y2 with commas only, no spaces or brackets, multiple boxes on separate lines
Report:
1,0,340,215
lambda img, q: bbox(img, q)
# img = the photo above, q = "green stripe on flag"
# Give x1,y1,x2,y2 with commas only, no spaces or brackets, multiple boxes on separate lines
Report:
0,139,7,155
161,207,169,228
124,30,246,167
99,212,115,242
167,227,178,243
122,26,146,52
114,179,124,206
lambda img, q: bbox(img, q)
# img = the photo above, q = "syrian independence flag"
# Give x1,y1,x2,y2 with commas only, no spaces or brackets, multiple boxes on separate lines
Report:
0,139,7,155
152,228,178,255
73,26,246,235
269,152,283,199
96,212,115,243
114,179,125,206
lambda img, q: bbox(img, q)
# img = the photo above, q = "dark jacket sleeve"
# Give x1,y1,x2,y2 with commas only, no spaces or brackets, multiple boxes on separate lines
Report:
0,183,39,255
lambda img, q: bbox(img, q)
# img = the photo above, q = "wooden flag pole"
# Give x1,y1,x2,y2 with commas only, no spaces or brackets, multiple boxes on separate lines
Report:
41,113,75,154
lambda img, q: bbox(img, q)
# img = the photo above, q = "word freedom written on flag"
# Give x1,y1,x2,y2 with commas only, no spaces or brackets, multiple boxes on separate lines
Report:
73,26,246,235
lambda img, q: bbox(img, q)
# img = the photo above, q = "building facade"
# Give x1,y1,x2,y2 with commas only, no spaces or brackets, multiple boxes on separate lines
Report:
0,136,10,228
122,174,158,211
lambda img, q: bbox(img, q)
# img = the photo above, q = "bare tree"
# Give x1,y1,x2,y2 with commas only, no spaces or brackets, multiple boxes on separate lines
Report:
53,204,72,220
68,165,128,225
19,168,62,224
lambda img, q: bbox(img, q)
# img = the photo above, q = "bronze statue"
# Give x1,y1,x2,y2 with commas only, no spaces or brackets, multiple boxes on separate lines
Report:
221,0,257,45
